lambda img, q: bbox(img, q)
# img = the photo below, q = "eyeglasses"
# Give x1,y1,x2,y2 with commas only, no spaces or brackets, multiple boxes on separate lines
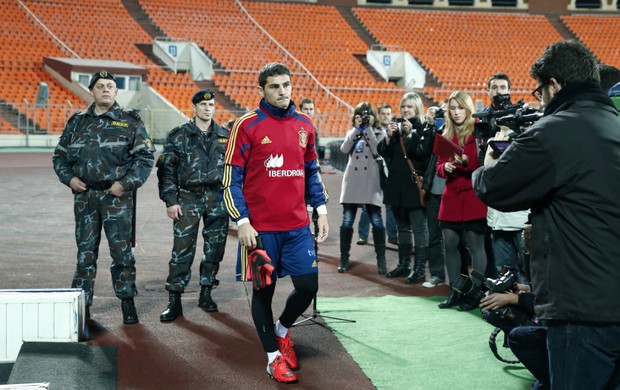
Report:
531,83,546,102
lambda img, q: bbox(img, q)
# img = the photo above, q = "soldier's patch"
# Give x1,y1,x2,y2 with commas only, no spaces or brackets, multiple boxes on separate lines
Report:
146,138,154,151
298,130,308,148
111,120,129,128
217,138,227,143
156,153,165,167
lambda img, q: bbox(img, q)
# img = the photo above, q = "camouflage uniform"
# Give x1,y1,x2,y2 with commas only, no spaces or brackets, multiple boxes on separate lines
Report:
53,102,154,307
157,118,230,292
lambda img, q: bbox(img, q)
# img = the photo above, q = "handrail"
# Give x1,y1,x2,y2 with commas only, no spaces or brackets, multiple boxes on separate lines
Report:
17,0,80,59
232,0,353,111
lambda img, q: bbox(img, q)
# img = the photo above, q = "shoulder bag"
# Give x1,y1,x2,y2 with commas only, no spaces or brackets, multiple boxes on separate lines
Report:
398,134,426,207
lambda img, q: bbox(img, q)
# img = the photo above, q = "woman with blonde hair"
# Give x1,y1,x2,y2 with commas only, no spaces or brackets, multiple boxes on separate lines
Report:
379,92,430,284
436,91,487,311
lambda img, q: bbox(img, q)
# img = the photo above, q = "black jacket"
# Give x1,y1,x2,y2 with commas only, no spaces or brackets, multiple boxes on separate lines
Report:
473,81,620,323
378,118,428,208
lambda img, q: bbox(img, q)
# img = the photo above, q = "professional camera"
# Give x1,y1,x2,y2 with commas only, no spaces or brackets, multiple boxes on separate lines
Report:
473,98,542,138
453,268,517,305
458,268,537,364
492,93,512,110
495,106,542,130
360,110,371,127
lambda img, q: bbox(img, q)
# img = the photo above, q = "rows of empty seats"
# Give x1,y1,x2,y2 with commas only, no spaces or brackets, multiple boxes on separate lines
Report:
561,15,620,66
354,8,563,106
0,1,84,133
2,1,619,138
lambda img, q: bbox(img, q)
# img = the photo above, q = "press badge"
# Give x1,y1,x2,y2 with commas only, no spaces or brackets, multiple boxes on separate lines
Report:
354,139,365,153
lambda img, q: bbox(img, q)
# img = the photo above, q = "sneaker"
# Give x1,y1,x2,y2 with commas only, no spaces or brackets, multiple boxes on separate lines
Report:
422,276,445,288
356,237,368,245
267,355,298,383
276,331,298,369
388,236,398,245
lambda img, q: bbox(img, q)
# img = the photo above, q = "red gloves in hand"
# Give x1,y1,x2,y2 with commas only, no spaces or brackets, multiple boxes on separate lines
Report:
246,236,274,291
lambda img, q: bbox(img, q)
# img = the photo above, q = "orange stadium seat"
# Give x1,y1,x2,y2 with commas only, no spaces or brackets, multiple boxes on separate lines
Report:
1,1,618,138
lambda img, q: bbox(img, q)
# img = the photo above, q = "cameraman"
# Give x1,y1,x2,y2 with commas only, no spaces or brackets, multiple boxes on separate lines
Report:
473,41,620,389
481,276,550,389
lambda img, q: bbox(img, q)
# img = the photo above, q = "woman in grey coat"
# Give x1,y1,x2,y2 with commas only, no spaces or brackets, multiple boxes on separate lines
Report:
339,102,387,274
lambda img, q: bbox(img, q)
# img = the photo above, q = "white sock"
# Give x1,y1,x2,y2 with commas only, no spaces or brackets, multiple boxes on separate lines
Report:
267,351,281,365
274,320,289,338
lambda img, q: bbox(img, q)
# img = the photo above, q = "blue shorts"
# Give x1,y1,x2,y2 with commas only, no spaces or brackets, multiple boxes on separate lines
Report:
236,225,318,282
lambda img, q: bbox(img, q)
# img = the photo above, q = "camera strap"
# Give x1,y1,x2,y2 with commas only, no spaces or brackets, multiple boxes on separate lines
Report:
398,134,422,180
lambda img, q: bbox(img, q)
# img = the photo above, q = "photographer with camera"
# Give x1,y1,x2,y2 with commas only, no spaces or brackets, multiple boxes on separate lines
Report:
378,92,429,284
479,224,549,390
436,91,488,311
357,104,398,247
479,271,550,390
473,40,620,389
338,102,387,274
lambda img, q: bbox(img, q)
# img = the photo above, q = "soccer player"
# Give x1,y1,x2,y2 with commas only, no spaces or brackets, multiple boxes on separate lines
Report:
223,62,329,383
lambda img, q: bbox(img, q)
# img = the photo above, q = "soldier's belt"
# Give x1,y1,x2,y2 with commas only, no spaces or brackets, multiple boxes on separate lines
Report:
180,184,221,194
86,181,113,190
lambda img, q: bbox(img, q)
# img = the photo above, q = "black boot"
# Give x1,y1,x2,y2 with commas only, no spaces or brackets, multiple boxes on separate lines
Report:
386,243,412,278
198,286,218,312
438,286,460,309
373,227,387,275
338,227,354,273
405,246,427,284
121,298,139,324
160,292,183,322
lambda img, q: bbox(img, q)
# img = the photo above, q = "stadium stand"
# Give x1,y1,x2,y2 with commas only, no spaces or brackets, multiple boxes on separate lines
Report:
561,15,620,66
0,0,84,134
353,8,564,107
1,0,618,139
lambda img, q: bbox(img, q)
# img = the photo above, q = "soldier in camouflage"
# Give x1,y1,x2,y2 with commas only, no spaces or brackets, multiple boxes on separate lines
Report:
157,89,230,322
52,70,154,325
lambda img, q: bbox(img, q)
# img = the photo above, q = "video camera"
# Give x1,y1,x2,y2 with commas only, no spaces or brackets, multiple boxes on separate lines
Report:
473,94,542,149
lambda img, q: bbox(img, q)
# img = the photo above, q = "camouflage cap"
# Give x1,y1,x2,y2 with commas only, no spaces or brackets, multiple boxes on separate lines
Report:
192,89,215,104
88,70,116,90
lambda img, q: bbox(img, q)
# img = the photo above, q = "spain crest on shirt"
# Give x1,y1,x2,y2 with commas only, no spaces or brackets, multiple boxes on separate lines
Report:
298,129,308,148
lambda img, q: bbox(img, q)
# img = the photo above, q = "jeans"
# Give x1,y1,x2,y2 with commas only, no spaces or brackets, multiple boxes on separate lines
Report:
508,326,550,389
342,203,384,230
358,205,396,239
492,229,525,280
546,321,620,389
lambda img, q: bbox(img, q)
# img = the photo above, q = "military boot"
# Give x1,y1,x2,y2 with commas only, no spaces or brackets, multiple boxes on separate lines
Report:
198,286,218,312
121,298,139,324
338,227,354,273
160,292,183,322
201,257,220,289
373,227,387,275
405,246,427,284
386,242,412,278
